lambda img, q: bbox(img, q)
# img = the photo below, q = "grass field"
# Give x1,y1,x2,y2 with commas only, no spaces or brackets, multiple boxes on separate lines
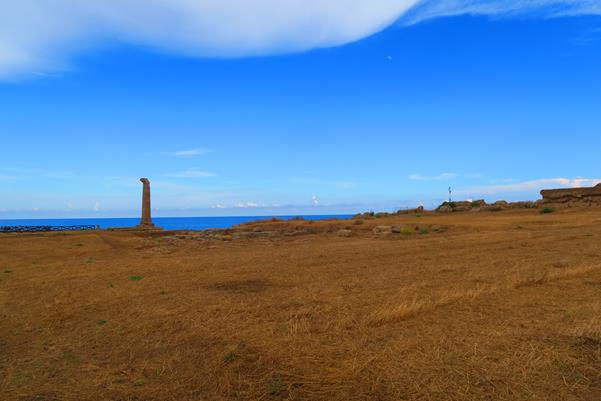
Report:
1,209,600,400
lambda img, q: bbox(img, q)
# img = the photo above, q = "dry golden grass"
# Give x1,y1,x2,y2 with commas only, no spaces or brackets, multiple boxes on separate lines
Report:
368,264,601,327
1,208,601,400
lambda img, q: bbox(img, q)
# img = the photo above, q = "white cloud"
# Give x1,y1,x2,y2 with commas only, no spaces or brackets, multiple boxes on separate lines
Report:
93,201,101,211
163,169,216,178
1,1,599,78
409,172,458,181
312,195,320,206
170,148,210,157
236,202,260,208
460,177,601,196
0,0,418,78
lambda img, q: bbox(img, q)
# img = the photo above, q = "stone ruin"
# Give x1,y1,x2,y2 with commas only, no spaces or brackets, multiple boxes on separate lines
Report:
540,183,601,208
432,183,601,213
137,178,161,230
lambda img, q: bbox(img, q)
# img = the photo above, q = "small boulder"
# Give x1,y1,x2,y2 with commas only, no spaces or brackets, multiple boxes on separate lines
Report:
373,225,392,235
437,205,453,213
482,204,506,212
509,201,537,209
471,199,487,208
337,229,353,237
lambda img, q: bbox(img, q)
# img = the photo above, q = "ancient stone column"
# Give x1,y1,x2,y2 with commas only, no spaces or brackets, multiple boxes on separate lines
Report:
139,178,154,228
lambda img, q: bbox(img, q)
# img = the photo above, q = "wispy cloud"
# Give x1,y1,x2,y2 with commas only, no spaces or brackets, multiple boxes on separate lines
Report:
0,167,75,180
163,169,217,178
403,0,601,25
169,148,211,157
288,177,358,189
334,181,357,189
459,177,601,196
409,172,458,181
572,26,601,44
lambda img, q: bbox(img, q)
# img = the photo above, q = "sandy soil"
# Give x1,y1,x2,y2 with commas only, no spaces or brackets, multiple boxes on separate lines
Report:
1,209,600,400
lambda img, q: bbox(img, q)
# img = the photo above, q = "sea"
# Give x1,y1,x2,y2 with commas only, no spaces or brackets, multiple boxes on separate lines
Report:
0,215,353,231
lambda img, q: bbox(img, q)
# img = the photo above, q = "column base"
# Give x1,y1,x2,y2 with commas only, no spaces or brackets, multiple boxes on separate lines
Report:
136,224,163,231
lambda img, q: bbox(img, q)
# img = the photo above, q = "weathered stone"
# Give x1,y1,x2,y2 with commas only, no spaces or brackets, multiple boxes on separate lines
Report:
138,178,154,228
481,204,506,212
437,205,453,213
337,229,353,237
509,201,537,209
471,200,487,208
540,184,601,208
396,205,426,215
137,178,162,230
373,226,392,235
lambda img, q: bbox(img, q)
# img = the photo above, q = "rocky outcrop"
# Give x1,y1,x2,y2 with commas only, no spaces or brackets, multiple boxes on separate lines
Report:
481,201,509,212
508,201,538,209
436,199,539,213
436,201,476,213
540,184,601,208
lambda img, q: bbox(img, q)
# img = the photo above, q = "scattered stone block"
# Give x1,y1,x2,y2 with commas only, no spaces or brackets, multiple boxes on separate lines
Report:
373,226,392,235
337,229,353,237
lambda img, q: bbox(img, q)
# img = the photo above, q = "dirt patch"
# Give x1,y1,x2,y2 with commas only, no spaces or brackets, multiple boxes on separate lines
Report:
574,336,601,349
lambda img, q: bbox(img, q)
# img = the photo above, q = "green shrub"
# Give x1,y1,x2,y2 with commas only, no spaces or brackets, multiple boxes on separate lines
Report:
267,375,286,395
540,208,555,214
401,227,414,236
223,352,237,363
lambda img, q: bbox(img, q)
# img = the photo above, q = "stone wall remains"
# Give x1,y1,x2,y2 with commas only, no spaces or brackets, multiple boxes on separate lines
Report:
540,183,601,207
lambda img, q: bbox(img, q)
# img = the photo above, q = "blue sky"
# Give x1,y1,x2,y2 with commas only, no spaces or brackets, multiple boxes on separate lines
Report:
1,1,600,218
